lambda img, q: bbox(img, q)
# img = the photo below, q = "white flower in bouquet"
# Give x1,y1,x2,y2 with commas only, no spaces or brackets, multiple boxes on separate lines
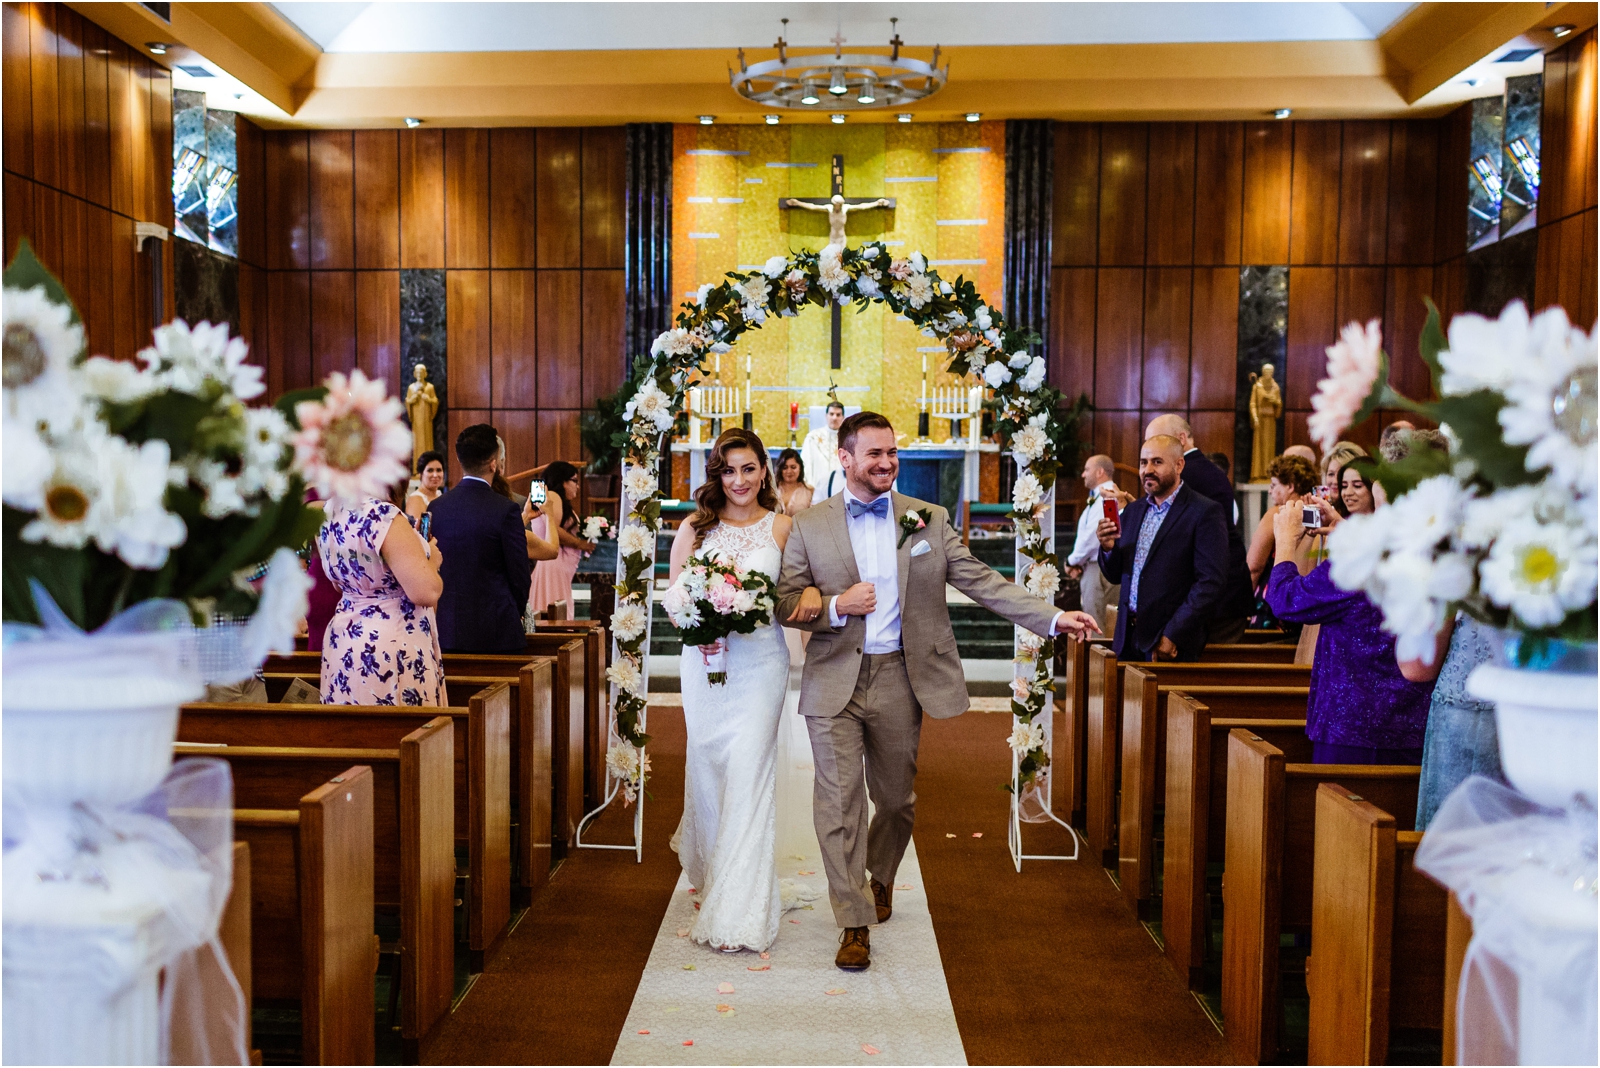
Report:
1308,318,1383,452
661,581,700,627
1479,513,1598,628
818,245,850,294
762,255,790,279
1007,719,1046,756
610,600,648,643
581,515,610,542
737,275,771,318
983,360,1012,388
1018,357,1047,393
1437,300,1538,395
1008,351,1032,370
79,354,157,404
854,273,881,299
189,456,248,518
651,327,702,358
96,436,188,568
144,319,264,401
1497,312,1597,498
1383,474,1470,554
239,407,292,501
1024,560,1061,600
616,522,653,558
3,284,84,425
606,657,645,695
622,464,658,504
1372,549,1475,662
1011,424,1049,465
909,251,927,274
903,274,934,309
731,587,757,614
624,378,676,432
2,418,52,510
939,281,953,295
974,305,993,331
1011,470,1043,513
1326,509,1392,592
293,369,410,504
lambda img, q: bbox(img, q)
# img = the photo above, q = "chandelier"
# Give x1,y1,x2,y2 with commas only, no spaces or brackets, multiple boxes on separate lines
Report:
730,18,948,111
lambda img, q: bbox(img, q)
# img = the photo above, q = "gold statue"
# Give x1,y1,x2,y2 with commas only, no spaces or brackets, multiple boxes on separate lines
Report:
1247,362,1282,482
404,363,438,466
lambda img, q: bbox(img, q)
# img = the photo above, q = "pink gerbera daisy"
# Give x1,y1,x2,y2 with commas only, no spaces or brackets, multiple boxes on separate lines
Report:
1308,318,1384,454
293,369,410,503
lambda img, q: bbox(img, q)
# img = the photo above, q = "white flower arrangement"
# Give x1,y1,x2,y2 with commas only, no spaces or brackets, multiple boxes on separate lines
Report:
1024,560,1061,600
622,463,658,504
616,522,653,558
1316,300,1597,664
581,514,611,542
1011,424,1049,465
609,600,648,643
606,657,644,695
1011,470,1044,514
1007,719,1046,757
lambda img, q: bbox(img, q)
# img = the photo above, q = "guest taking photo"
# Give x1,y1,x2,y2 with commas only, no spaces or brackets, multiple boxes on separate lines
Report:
528,460,597,618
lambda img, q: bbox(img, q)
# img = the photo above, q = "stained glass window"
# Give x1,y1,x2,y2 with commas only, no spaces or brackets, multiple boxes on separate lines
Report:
171,88,239,258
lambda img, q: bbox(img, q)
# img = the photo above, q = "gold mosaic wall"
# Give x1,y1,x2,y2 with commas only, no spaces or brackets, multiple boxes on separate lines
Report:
670,121,1006,449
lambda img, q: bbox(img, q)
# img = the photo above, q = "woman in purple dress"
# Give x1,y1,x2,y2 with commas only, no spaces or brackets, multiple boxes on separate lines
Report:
1264,501,1435,764
317,481,446,706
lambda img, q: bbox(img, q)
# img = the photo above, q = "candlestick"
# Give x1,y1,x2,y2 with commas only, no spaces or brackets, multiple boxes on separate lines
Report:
789,402,799,431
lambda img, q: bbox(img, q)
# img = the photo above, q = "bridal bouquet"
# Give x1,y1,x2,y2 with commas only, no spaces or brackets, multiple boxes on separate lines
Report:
581,514,611,542
1310,299,1596,667
661,552,777,684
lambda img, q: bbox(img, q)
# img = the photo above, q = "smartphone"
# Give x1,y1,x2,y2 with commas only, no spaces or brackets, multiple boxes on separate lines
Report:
1102,496,1120,531
1301,504,1320,529
418,511,431,542
528,480,548,506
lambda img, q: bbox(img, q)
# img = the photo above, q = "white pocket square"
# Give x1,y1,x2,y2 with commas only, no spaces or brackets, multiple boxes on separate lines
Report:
910,540,932,558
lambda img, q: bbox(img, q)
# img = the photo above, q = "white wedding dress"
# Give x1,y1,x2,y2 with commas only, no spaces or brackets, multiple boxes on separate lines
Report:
673,511,798,952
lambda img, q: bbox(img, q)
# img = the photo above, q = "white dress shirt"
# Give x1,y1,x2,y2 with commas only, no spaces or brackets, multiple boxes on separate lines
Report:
1068,480,1120,567
827,489,903,652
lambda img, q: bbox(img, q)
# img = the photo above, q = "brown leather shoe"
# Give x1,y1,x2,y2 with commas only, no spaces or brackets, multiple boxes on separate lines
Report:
870,878,893,923
836,926,871,971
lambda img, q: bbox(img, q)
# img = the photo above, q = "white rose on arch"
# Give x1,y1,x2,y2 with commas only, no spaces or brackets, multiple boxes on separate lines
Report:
622,464,658,504
1011,470,1044,513
983,360,1012,388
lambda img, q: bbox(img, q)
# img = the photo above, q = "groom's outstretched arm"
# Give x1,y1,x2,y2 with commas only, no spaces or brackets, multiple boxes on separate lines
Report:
939,508,1062,637
776,518,835,633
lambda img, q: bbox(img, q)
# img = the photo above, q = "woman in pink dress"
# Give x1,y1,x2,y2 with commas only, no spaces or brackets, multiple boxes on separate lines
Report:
527,461,596,617
317,483,446,705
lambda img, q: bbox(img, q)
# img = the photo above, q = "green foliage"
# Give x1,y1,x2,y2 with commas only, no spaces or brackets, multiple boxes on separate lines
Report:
3,239,80,328
274,386,328,430
579,388,627,473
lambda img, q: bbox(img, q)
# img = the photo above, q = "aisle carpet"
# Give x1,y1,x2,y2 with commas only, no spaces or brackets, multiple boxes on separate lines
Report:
424,700,1229,1065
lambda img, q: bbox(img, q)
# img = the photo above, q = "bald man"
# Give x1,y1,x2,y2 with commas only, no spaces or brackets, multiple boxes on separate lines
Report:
1283,444,1318,465
1095,436,1228,661
1066,453,1124,634
1144,414,1255,644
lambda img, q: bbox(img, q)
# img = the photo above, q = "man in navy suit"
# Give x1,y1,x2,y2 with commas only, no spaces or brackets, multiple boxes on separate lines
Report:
1095,435,1228,662
1146,414,1255,644
427,424,532,654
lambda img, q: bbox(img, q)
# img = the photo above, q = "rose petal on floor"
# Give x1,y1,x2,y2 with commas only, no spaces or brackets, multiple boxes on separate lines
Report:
945,833,956,838
747,964,770,971
789,919,800,924
636,1030,649,1035
825,988,847,996
971,832,983,838
798,869,815,875
682,1040,694,1047
896,883,912,890
676,928,690,938
863,1044,881,1055
693,902,701,909
682,965,696,971
717,981,735,993
759,951,770,960
716,1004,731,1012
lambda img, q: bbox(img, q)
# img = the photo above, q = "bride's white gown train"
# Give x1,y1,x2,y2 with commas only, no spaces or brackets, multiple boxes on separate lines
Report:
673,512,813,952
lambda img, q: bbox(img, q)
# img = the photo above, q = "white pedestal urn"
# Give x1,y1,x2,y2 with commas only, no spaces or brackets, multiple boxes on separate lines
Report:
1,632,217,1066
1468,643,1599,810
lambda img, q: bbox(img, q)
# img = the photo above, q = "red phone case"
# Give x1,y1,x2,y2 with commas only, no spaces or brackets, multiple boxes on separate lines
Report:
1102,496,1120,530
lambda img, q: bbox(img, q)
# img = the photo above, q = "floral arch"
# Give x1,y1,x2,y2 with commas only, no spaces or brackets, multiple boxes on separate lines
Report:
596,242,1075,816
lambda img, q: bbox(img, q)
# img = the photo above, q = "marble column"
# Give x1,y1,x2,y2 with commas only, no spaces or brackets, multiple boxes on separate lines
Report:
1234,265,1288,477
400,269,448,456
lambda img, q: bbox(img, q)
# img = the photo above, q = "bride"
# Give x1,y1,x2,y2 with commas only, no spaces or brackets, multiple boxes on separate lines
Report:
668,428,823,953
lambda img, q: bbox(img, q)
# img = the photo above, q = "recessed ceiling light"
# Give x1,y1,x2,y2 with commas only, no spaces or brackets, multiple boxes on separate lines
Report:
897,113,913,123
1553,23,1575,37
1274,108,1293,119
965,112,981,123
1459,77,1480,87
175,64,213,78
764,114,780,125
404,117,423,129
1495,48,1542,63
830,113,846,125
146,42,169,55
698,115,715,125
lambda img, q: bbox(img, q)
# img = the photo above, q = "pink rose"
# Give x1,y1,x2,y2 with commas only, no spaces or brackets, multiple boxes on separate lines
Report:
707,581,738,614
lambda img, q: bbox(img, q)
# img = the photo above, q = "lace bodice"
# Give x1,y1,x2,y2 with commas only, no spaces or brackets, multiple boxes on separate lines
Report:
700,511,782,579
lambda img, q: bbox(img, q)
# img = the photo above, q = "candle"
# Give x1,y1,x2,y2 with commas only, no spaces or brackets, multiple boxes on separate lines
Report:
789,402,799,431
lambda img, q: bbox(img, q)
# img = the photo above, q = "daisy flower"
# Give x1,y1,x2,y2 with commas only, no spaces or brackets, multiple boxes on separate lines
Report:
3,284,84,426
1012,470,1044,513
610,601,649,643
293,369,410,504
1007,719,1046,756
1479,514,1597,628
1497,312,1597,498
1011,425,1050,464
622,464,658,504
1307,319,1383,453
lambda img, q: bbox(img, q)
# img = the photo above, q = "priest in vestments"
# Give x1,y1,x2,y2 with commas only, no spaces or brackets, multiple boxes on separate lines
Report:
800,400,846,498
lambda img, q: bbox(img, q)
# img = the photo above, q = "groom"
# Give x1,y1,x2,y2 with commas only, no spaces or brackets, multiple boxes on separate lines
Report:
777,412,1099,970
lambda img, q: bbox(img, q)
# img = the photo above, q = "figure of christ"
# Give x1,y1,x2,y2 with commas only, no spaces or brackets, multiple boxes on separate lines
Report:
784,193,894,247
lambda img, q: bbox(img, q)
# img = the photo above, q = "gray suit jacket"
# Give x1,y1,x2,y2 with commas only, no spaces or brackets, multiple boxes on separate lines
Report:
776,492,1060,720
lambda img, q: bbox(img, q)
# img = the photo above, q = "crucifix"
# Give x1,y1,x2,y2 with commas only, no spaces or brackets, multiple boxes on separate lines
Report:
780,154,895,369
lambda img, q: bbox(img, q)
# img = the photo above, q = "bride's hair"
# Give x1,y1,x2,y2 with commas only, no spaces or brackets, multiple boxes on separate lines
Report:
689,428,779,549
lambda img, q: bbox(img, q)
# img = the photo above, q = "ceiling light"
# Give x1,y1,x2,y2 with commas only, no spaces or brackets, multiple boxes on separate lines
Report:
175,64,213,78
857,79,877,105
965,112,981,123
698,115,715,125
730,18,947,112
1459,78,1480,87
404,117,423,129
764,114,780,125
1274,108,1292,119
146,42,169,55
800,88,821,105
830,113,846,125
1553,23,1575,37
828,68,848,96
897,113,913,123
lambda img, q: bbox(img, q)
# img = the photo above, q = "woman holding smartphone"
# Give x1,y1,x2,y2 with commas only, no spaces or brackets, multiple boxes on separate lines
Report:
527,461,598,617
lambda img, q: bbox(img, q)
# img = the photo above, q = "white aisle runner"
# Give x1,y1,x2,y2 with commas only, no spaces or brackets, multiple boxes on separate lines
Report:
611,637,967,1066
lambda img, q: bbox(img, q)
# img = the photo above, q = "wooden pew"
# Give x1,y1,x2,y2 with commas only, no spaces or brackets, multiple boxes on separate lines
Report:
269,646,580,865
1056,637,1110,825
232,766,375,1065
1221,731,1420,1064
1083,650,1311,866
534,622,612,811
179,722,454,1051
182,685,513,969
1162,693,1314,986
1306,785,1447,1065
1117,665,1314,911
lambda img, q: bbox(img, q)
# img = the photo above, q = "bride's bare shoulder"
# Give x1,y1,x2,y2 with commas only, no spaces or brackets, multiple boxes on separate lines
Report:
770,511,794,549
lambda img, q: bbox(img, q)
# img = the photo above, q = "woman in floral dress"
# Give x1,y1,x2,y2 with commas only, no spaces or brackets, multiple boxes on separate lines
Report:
317,486,446,705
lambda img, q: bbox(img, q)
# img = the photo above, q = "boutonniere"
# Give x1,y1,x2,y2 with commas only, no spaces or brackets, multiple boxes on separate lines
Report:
898,508,932,549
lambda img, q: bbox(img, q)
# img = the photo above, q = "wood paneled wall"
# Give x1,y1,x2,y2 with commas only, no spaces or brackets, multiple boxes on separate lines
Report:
1535,28,1599,328
1050,118,1465,471
241,125,626,479
1,2,174,360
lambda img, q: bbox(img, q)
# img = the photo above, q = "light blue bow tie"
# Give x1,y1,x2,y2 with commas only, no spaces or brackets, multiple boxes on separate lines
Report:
846,496,890,520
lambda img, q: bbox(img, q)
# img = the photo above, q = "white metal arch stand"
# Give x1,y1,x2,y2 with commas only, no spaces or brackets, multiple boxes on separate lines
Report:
569,241,1077,871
